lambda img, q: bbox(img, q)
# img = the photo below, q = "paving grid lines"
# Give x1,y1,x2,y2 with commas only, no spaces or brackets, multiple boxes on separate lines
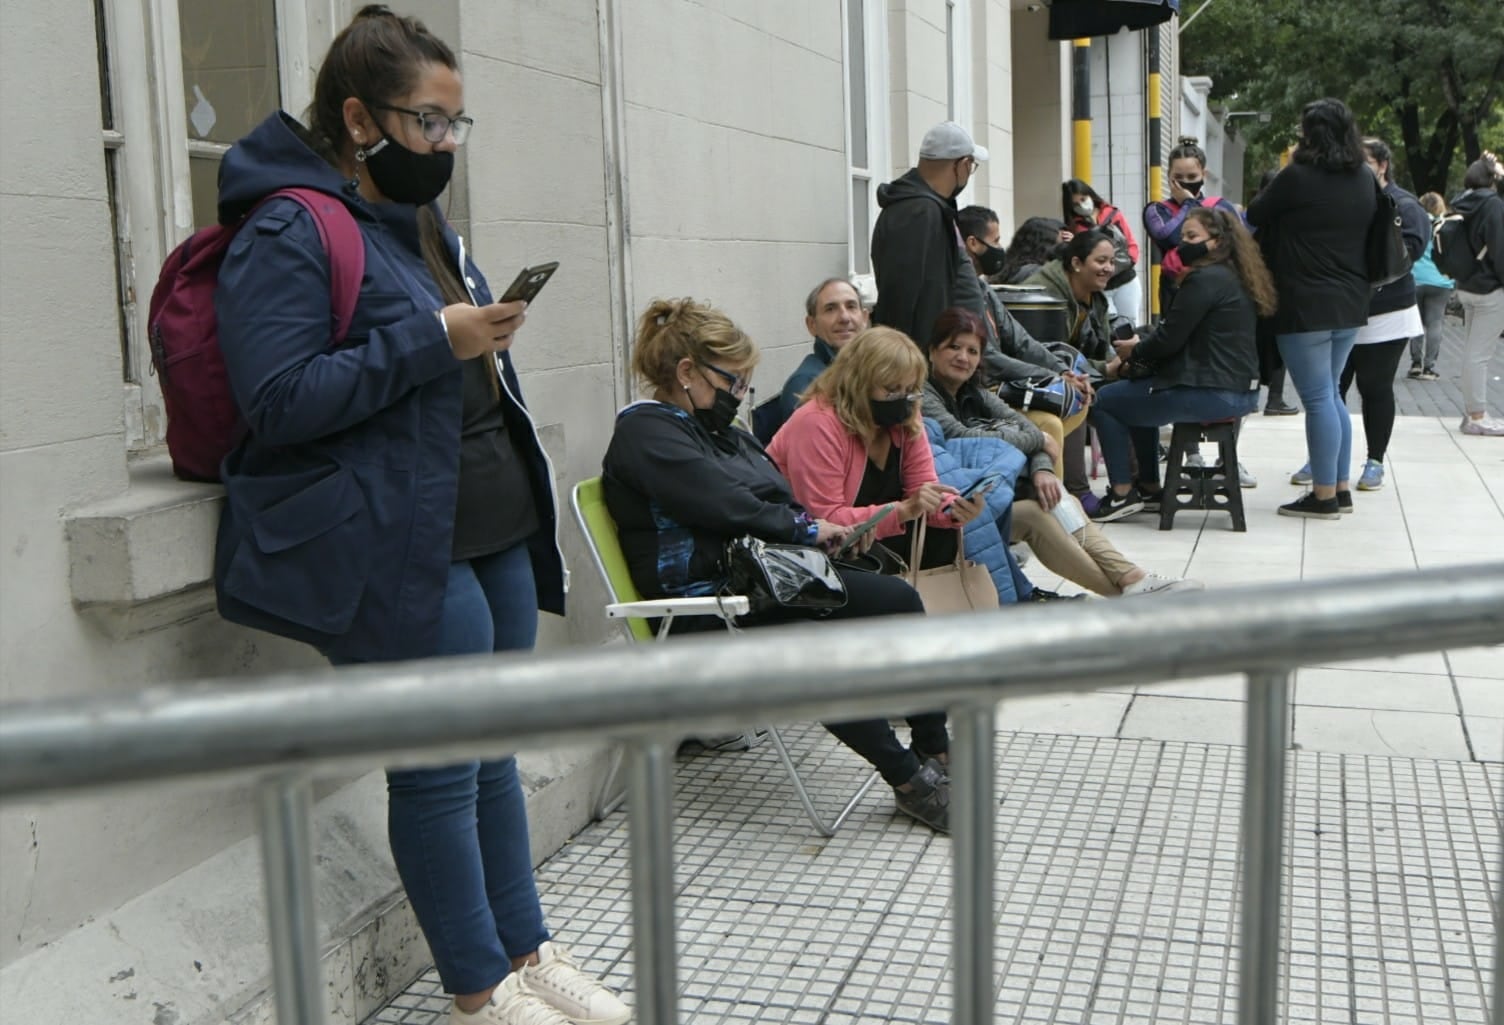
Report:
364,726,1500,1025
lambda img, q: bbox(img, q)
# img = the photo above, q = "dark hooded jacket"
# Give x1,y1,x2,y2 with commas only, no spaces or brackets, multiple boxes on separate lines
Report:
870,168,988,344
1451,186,1504,296
211,112,565,662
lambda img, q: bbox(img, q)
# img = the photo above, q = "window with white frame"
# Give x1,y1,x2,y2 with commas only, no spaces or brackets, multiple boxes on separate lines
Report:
842,0,889,277
92,0,324,449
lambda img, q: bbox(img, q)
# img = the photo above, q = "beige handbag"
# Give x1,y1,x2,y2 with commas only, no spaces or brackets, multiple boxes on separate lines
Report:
906,518,1000,614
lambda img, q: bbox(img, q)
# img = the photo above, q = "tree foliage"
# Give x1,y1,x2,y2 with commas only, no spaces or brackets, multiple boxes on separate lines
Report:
1181,0,1504,198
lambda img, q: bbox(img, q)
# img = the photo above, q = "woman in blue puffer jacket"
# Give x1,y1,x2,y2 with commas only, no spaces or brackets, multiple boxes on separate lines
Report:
922,309,1198,597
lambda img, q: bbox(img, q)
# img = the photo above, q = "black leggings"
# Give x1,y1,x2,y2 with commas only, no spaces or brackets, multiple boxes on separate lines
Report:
1338,338,1408,462
672,566,943,786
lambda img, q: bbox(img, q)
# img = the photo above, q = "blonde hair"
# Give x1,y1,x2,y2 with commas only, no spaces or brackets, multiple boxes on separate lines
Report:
630,298,758,394
1419,191,1447,218
803,326,927,438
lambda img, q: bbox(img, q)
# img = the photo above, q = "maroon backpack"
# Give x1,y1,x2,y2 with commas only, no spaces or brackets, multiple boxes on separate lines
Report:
147,188,365,482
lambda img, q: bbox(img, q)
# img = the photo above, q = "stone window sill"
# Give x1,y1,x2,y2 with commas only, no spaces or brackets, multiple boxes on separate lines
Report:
65,455,223,637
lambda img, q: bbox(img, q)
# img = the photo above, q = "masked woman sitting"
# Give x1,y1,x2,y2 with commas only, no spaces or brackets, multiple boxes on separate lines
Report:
766,326,987,579
923,308,1198,597
602,299,951,833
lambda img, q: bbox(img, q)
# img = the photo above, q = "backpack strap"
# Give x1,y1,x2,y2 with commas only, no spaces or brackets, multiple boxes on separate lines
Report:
265,187,366,344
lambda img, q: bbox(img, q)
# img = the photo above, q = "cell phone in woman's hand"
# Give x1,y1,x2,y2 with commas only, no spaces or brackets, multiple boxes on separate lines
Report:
498,262,559,304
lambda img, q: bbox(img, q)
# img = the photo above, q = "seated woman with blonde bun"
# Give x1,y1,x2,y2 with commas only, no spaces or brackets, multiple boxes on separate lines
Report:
766,326,989,578
602,299,952,833
922,308,1201,597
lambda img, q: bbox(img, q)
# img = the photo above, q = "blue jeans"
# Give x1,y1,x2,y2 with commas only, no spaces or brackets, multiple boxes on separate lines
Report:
1277,329,1359,487
334,544,546,995
1090,379,1259,486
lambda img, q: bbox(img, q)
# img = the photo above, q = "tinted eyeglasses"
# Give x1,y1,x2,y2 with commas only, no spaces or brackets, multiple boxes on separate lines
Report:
700,363,750,398
369,103,474,145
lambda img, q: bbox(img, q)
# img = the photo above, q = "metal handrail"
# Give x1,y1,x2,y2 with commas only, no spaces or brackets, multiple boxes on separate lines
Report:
3,566,1503,1025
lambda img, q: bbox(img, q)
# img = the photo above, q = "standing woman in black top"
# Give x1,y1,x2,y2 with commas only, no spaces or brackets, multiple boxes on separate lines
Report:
1247,98,1376,520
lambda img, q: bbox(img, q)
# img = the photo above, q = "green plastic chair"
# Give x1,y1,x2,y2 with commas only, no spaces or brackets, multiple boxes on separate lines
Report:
571,477,879,837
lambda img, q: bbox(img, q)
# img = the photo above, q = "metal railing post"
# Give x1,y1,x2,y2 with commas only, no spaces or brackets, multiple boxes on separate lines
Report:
952,701,997,1025
1493,829,1502,1025
1238,670,1290,1025
257,773,325,1025
627,740,678,1023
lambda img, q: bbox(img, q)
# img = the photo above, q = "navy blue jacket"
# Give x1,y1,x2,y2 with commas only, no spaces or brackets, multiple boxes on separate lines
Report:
778,338,837,421
212,112,565,661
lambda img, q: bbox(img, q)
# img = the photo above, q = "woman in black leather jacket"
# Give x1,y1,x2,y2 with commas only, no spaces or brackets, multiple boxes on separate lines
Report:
1087,208,1276,521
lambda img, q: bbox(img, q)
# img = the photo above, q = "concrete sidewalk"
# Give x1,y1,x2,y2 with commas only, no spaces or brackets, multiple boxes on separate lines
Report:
366,412,1502,1025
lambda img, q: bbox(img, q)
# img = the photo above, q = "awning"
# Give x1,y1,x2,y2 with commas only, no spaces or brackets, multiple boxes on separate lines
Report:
1048,0,1180,39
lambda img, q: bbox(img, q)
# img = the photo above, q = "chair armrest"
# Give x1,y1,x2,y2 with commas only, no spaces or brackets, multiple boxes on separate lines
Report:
606,596,750,619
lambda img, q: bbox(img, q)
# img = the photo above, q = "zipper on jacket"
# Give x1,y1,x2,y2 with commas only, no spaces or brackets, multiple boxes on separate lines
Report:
455,234,571,593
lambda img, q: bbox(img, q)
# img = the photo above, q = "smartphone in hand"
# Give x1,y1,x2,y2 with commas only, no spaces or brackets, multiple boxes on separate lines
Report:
498,262,559,304
959,473,1003,500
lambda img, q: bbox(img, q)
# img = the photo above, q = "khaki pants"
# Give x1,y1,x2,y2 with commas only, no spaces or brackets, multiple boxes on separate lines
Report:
1010,500,1138,596
1024,407,1090,479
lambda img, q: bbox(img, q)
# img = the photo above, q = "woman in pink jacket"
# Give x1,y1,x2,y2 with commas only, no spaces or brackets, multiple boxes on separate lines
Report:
767,326,985,574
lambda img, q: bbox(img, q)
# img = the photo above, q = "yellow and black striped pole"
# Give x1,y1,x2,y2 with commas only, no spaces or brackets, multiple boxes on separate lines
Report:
1147,28,1163,317
1072,38,1092,182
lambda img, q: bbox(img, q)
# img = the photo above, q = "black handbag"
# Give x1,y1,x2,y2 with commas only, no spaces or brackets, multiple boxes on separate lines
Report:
1366,177,1411,288
723,536,847,615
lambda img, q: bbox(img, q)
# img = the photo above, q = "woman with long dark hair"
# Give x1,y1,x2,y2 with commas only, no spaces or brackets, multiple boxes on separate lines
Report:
1246,98,1376,519
1062,178,1142,324
995,216,1069,285
1088,208,1272,521
211,8,626,1023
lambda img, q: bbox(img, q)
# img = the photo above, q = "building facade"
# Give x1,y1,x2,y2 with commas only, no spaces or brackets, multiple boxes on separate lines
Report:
1,1,1116,1021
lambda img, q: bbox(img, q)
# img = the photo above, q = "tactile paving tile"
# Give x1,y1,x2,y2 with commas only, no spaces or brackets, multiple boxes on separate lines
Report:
363,728,1500,1024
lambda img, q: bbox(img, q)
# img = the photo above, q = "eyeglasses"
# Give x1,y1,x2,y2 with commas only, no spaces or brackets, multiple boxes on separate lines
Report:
700,363,750,398
877,389,923,403
369,103,474,146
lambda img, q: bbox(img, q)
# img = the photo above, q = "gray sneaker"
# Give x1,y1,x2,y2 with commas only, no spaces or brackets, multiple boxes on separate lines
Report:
894,761,950,834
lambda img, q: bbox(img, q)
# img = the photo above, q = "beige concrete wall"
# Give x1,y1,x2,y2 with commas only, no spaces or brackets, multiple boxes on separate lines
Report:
0,0,332,965
621,0,850,400
1007,7,1069,234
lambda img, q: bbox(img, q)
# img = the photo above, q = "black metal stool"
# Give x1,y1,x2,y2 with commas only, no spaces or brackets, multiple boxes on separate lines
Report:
1160,419,1246,532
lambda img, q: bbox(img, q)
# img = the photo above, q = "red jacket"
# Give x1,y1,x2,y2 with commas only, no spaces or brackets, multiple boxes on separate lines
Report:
765,398,961,539
1068,203,1140,263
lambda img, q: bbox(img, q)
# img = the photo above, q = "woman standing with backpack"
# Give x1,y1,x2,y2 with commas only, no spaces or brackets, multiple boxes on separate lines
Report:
211,8,628,1025
1062,179,1142,325
1447,153,1504,436
1408,192,1455,382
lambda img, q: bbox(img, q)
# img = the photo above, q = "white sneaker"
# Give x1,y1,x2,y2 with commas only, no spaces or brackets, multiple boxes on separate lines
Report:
1185,452,1206,468
1121,573,1205,597
1460,416,1504,437
451,972,574,1025
519,942,631,1025
1237,462,1258,488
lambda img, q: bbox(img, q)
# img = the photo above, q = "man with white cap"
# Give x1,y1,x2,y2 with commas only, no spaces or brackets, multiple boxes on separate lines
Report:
871,121,991,346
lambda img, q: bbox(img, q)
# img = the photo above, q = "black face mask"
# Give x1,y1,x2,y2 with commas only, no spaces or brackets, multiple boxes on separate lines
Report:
1177,240,1211,265
693,387,741,434
870,396,914,428
975,241,1007,277
358,131,454,206
1178,178,1205,197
